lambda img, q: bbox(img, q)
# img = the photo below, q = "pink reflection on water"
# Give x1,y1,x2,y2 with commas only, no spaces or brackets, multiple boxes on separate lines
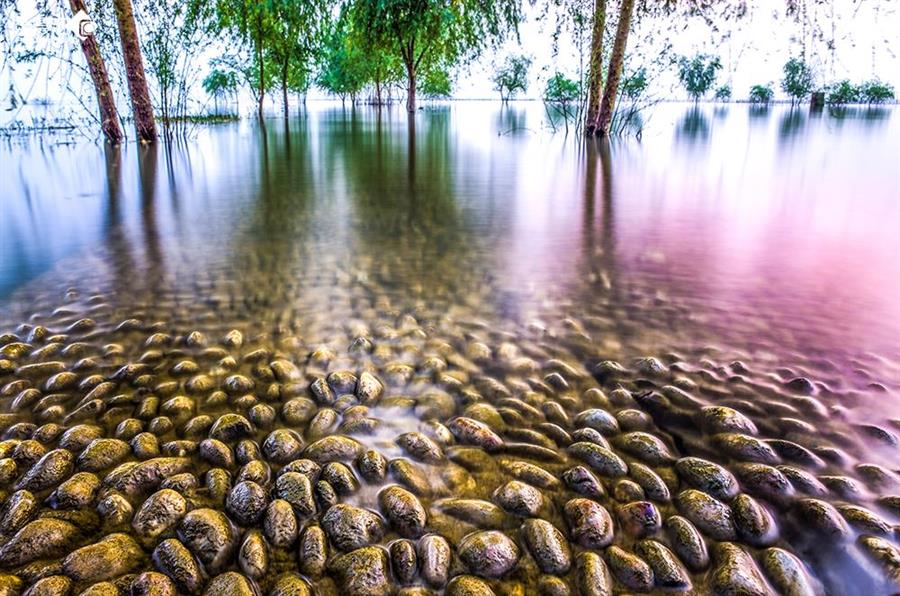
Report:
484,103,900,360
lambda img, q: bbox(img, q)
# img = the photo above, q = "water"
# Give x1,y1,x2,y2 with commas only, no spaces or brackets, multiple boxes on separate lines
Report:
1,102,900,594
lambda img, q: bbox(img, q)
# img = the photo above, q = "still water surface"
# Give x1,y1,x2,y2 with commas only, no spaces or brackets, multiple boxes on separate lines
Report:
1,102,900,593
4,103,899,376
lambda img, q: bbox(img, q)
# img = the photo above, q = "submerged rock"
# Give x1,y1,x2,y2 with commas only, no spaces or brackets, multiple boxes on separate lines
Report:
457,530,520,578
330,546,391,596
321,504,384,551
521,519,571,575
62,533,144,583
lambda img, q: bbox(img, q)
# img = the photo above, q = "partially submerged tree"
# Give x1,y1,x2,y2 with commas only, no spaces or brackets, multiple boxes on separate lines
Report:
860,79,895,104
269,0,331,116
595,0,636,136
113,0,157,141
748,83,774,104
492,55,531,102
714,84,732,101
544,72,579,132
825,80,860,105
202,68,238,113
619,66,648,101
781,57,814,105
215,0,276,117
352,0,523,112
136,0,213,129
419,65,452,99
67,0,123,143
677,54,722,102
316,8,368,103
584,0,608,135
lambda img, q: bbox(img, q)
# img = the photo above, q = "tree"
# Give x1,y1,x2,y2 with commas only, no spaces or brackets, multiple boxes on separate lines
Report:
202,68,238,113
825,80,861,105
584,0,608,135
352,0,523,113
620,67,648,101
492,55,531,102
748,83,774,104
860,80,895,104
544,72,580,132
714,84,732,102
419,65,452,99
67,0,123,143
113,0,157,141
595,0,636,136
136,0,212,128
316,8,368,103
781,57,814,105
269,0,331,117
215,0,277,117
544,73,580,104
677,54,722,102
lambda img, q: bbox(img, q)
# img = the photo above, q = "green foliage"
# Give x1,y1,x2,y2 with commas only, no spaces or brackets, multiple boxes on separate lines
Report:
714,84,732,101
677,54,721,102
316,8,368,100
492,55,531,101
781,57,814,102
543,72,579,104
620,67,648,101
419,66,452,99
860,79,895,104
268,0,332,93
825,80,861,105
748,83,774,103
351,0,522,107
202,69,238,96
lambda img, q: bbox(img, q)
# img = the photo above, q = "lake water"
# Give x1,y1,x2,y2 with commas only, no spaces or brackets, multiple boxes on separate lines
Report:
1,102,899,594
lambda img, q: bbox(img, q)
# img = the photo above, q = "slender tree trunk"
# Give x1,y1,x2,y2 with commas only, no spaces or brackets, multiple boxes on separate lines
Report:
596,0,635,137
584,0,608,135
281,57,289,118
69,0,123,143
112,0,156,142
405,60,416,113
256,18,265,119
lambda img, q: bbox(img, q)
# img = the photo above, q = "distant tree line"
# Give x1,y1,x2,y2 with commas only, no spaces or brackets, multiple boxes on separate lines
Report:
1,0,896,143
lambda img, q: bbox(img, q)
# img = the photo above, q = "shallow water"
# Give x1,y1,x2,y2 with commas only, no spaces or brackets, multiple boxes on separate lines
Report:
1,102,899,594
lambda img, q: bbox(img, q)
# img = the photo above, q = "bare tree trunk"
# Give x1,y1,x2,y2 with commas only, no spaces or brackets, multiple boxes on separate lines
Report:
257,17,265,119
281,57,290,118
69,0,123,143
584,0,608,135
597,0,635,137
112,0,156,142
405,59,416,113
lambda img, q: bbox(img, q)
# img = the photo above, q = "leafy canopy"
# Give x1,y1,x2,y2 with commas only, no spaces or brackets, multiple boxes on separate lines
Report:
202,69,239,96
748,84,773,103
351,0,523,72
860,80,895,104
781,57,814,101
825,80,861,105
492,55,531,100
620,67,649,101
419,66,452,98
714,84,731,101
677,54,721,101
316,7,369,99
543,72,579,104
